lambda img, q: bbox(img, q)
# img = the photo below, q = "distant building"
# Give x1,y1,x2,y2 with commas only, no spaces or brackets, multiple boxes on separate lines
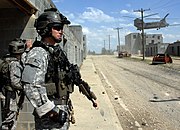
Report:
146,43,169,56
125,33,142,55
125,33,163,55
166,41,180,56
116,45,125,52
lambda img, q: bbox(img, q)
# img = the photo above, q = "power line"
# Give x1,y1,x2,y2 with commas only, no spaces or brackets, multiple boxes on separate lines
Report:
151,0,180,11
151,0,172,10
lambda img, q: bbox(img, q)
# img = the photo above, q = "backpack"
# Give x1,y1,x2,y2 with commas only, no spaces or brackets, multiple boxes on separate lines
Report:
0,55,17,91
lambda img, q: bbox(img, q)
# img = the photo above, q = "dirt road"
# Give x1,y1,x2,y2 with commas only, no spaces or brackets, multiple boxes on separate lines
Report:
91,55,180,130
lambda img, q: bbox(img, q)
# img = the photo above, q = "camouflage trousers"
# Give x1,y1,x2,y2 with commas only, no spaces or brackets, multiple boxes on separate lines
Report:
1,111,17,130
1,90,18,130
34,105,70,130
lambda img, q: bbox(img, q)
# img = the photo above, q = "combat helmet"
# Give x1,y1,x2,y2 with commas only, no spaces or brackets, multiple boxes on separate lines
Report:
8,38,25,54
34,8,70,37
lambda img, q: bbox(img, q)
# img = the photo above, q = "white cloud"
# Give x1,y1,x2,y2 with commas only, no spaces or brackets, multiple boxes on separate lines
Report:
66,13,75,19
82,25,128,53
119,9,140,18
82,27,90,35
119,23,133,28
132,11,141,18
62,12,85,25
80,7,115,23
120,10,129,14
164,34,180,39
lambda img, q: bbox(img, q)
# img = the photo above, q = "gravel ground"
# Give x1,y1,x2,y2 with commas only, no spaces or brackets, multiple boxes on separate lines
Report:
91,55,180,130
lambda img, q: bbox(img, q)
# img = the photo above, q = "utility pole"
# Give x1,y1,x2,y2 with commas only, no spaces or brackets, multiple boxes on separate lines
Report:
134,8,150,60
103,40,106,54
107,35,111,54
114,27,123,53
104,40,106,49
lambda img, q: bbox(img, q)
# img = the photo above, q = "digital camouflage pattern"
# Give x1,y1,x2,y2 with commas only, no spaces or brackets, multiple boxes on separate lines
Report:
21,46,70,130
1,57,23,130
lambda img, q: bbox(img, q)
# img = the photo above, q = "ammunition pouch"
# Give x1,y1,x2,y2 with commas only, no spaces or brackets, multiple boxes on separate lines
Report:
4,85,13,91
49,96,68,105
44,83,57,96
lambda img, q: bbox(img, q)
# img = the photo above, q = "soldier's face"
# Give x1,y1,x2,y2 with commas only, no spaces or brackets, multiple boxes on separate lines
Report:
25,40,32,49
52,25,63,43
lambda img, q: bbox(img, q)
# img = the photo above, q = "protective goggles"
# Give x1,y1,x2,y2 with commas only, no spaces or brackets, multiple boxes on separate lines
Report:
52,24,64,31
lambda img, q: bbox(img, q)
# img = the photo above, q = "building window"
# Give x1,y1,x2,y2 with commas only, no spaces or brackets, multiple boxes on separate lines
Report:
133,35,136,39
158,36,160,40
172,47,174,53
152,40,154,43
83,36,86,41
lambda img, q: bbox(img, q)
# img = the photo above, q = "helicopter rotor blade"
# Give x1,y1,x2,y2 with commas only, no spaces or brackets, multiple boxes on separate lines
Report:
169,24,180,26
123,16,136,18
144,13,158,18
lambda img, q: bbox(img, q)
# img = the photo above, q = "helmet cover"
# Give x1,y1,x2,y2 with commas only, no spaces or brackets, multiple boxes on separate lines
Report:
8,38,25,54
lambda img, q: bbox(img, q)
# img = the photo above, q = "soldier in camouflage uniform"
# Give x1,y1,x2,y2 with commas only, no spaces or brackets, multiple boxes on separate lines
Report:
0,38,25,130
21,8,71,130
21,8,97,130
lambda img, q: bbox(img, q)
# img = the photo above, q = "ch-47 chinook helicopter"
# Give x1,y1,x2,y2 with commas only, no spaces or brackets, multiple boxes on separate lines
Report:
134,13,170,30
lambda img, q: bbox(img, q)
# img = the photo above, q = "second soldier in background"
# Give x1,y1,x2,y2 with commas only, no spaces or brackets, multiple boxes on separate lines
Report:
0,39,25,130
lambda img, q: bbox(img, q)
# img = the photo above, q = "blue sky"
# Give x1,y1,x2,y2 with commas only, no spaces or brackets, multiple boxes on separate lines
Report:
53,0,180,53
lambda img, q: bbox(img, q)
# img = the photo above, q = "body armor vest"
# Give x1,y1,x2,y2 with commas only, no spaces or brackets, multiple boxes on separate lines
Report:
32,41,74,104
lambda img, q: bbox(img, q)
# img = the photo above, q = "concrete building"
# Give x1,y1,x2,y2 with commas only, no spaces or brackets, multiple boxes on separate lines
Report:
125,33,142,55
125,33,163,55
145,34,163,45
146,43,169,56
0,0,87,129
63,25,86,66
166,41,180,56
0,0,86,65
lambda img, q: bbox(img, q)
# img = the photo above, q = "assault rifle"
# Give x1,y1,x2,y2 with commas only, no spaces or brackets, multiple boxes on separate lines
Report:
53,44,97,108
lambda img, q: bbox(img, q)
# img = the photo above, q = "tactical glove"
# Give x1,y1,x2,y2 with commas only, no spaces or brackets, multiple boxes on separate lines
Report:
47,106,59,122
47,106,67,125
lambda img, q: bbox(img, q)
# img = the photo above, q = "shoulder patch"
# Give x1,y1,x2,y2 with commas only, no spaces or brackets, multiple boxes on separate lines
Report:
26,58,41,68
